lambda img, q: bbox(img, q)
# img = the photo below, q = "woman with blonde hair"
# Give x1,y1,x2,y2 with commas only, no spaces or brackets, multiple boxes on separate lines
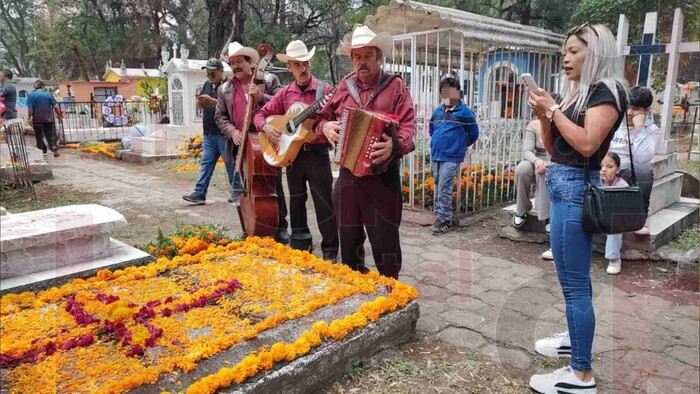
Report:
526,23,629,394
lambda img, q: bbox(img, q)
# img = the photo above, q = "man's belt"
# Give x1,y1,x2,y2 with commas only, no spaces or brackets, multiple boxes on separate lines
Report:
302,143,331,152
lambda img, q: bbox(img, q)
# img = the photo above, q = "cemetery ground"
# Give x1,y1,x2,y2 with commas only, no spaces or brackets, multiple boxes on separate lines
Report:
2,145,699,393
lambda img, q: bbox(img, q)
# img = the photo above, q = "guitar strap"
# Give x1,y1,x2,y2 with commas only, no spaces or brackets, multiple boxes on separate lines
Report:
315,81,325,101
345,73,398,109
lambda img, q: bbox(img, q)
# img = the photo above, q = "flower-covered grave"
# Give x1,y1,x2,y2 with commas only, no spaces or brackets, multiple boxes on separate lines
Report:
0,236,418,394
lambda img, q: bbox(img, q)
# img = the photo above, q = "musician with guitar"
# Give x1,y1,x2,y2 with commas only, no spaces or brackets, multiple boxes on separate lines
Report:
253,40,339,261
215,42,290,244
315,26,416,279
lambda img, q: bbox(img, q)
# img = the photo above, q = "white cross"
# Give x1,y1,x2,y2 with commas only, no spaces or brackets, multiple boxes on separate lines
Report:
617,8,700,145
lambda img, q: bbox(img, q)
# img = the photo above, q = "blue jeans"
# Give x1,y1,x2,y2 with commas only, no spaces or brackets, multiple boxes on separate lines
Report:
431,161,459,222
194,133,241,197
546,164,600,372
605,234,623,260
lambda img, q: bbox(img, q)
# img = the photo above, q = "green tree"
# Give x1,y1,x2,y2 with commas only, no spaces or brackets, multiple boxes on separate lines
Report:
571,0,700,87
0,0,36,76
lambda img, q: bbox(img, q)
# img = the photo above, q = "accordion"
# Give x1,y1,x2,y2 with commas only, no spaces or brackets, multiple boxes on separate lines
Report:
332,108,399,177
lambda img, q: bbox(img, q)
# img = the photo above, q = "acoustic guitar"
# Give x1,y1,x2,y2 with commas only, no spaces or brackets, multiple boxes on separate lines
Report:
259,72,354,167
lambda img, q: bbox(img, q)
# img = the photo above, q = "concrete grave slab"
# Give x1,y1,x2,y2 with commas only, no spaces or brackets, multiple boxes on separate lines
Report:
1,204,128,279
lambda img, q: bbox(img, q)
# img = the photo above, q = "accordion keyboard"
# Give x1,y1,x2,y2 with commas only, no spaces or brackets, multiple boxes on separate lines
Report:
333,109,351,162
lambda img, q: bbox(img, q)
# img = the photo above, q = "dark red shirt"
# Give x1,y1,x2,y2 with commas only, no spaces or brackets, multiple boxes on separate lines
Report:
315,72,415,156
254,77,332,144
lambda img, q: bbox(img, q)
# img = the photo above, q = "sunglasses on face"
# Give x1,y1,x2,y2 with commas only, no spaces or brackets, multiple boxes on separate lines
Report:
206,72,218,78
566,22,599,46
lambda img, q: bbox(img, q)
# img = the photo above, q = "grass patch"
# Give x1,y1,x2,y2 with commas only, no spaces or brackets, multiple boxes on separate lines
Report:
379,358,423,379
1,183,102,213
327,338,529,394
347,361,366,380
108,206,197,247
532,354,567,370
668,224,700,251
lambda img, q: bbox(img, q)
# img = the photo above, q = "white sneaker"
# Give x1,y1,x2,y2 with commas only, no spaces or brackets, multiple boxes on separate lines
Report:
634,218,651,235
606,259,622,275
535,331,571,358
541,249,554,260
634,226,650,235
529,366,596,394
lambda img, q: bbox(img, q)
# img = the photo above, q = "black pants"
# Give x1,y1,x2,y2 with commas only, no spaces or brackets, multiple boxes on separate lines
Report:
333,160,402,279
33,122,57,153
286,146,339,258
276,172,288,230
620,163,653,214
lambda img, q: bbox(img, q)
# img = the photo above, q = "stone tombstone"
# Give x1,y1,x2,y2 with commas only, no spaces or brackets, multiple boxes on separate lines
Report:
161,55,232,128
0,204,127,279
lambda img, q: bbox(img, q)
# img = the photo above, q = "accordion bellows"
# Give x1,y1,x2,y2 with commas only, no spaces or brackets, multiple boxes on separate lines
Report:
333,108,398,177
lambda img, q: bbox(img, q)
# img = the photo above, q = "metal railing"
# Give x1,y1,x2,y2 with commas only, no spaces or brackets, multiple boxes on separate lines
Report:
56,100,165,143
1,119,36,199
389,31,561,216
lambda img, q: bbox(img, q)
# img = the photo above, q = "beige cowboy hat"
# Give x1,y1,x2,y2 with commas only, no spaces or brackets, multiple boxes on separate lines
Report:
277,40,316,63
227,42,260,65
340,25,393,57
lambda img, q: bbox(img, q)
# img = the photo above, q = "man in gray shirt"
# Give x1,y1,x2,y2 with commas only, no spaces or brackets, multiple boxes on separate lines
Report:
0,70,18,120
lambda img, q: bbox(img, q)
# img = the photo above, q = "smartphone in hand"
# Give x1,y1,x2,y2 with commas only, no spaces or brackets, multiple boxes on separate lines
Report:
521,73,539,92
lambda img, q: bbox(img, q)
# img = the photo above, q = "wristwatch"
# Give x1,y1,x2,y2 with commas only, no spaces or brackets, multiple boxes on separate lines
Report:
546,104,561,120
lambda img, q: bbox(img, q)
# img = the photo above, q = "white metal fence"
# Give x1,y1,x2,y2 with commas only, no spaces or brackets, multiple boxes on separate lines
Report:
388,30,561,216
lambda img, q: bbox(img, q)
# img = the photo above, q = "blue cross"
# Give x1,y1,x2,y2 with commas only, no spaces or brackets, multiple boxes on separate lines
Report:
630,33,667,86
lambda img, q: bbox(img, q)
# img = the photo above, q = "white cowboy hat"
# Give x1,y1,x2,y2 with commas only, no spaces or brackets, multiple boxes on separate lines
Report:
277,40,316,63
340,25,393,57
227,42,260,65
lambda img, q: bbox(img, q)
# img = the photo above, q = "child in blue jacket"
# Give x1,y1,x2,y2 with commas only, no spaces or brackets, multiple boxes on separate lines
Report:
429,77,479,235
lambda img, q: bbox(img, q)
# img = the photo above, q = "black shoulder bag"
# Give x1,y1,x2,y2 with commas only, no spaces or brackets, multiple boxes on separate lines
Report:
582,103,647,234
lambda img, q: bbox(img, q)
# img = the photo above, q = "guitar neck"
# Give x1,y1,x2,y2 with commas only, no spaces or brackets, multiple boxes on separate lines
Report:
290,88,335,126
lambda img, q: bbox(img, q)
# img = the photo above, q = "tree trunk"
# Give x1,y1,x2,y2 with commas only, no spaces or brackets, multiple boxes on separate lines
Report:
279,0,286,26
519,0,532,26
206,0,244,59
72,46,91,81
151,9,162,66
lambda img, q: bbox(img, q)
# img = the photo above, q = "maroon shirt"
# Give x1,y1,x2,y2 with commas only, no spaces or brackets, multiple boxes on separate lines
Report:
314,71,415,156
230,78,251,131
254,77,333,144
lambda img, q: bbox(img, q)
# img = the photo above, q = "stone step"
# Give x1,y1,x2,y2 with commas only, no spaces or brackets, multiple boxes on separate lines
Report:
120,150,181,164
593,197,700,253
130,136,182,156
502,199,547,233
648,172,683,216
650,153,677,180
0,143,44,163
0,238,152,295
1,162,53,182
656,139,675,155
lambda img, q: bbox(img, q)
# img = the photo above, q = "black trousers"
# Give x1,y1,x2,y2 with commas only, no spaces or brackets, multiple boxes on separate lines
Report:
286,146,339,258
276,172,288,230
33,122,57,153
333,159,402,279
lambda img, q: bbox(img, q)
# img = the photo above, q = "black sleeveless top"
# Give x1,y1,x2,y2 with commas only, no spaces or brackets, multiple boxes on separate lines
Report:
550,82,626,170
